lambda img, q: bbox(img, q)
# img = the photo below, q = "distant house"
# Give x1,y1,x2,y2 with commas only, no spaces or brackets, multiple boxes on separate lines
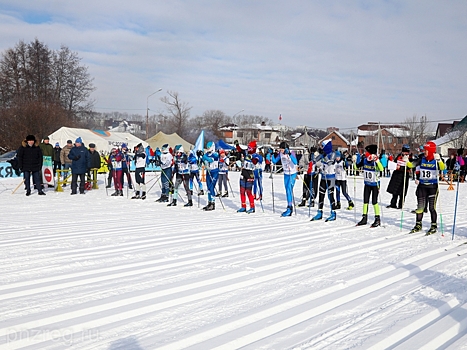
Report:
357,123,409,155
433,116,467,156
318,130,350,151
219,122,282,146
106,119,143,135
291,131,318,148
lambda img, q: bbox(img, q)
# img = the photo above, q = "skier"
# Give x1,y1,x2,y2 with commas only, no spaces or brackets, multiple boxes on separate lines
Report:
156,144,173,203
272,141,298,217
120,143,133,190
217,149,230,197
311,140,337,221
188,150,204,195
386,144,411,209
408,141,445,234
108,147,123,196
236,141,256,214
334,150,354,210
131,143,147,199
298,146,319,207
202,141,219,211
168,145,193,207
356,144,383,227
250,141,264,200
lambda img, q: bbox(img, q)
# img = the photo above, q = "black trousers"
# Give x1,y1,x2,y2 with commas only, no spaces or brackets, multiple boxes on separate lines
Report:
71,173,86,194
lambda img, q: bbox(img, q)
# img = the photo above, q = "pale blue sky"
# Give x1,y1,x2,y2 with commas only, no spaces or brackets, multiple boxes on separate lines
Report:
0,0,466,129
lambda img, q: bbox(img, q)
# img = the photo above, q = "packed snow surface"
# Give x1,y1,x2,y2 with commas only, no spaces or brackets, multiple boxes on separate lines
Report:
0,172,466,349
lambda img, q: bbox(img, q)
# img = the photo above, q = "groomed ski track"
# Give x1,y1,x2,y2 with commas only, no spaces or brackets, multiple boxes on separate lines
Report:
0,172,466,349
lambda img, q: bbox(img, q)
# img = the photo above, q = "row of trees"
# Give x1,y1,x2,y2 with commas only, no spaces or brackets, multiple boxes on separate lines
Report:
0,39,95,150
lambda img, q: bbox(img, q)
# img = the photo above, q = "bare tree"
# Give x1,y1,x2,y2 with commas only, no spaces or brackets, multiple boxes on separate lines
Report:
403,114,432,149
160,91,192,137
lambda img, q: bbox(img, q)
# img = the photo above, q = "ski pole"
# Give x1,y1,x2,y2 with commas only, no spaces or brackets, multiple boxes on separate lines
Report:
227,177,235,198
452,172,460,240
271,170,275,213
435,160,444,237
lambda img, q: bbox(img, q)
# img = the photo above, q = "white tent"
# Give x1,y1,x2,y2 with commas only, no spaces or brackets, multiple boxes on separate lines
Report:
145,131,193,151
48,127,147,154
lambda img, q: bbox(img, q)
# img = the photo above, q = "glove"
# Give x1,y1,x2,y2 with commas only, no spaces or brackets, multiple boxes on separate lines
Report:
196,150,204,158
315,160,322,169
403,155,409,162
74,155,81,161
314,151,320,157
284,149,290,155
219,158,225,163
252,157,258,165
434,153,441,161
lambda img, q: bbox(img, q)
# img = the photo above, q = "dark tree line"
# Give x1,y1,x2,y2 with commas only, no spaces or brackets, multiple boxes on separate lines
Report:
0,39,95,150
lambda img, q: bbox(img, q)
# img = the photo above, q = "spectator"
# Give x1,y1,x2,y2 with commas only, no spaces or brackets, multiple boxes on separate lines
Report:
87,143,101,181
53,142,62,177
68,137,91,195
17,135,45,196
39,136,54,188
60,140,73,186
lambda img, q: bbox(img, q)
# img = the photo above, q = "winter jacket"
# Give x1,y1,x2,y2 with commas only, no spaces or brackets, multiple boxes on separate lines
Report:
68,145,91,174
17,140,43,172
88,150,101,169
60,146,73,165
53,147,62,162
39,142,54,158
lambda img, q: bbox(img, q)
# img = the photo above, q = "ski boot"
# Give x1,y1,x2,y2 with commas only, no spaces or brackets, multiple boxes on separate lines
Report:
140,192,146,200
281,206,293,217
155,194,166,202
198,190,204,195
215,192,221,197
311,210,323,221
167,199,177,206
111,190,119,196
222,192,229,197
119,190,124,196
237,207,247,213
425,223,437,235
203,201,215,211
246,207,255,214
131,193,141,199
335,202,341,210
409,221,422,234
190,190,193,195
309,200,315,207
357,214,368,226
298,198,307,207
371,215,381,228
325,211,336,222
184,200,193,207
347,201,354,210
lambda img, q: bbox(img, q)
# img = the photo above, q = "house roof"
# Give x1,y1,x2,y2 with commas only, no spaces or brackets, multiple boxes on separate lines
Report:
319,130,350,145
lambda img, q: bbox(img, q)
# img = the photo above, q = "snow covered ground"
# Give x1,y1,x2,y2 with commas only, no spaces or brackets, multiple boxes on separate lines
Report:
0,171,466,350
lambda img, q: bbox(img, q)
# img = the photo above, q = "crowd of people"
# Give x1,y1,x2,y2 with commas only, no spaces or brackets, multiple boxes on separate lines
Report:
16,133,465,235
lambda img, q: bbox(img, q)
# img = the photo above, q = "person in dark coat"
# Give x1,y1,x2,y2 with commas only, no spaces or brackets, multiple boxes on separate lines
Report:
68,137,91,195
386,144,411,209
53,142,62,177
87,143,101,181
17,135,45,196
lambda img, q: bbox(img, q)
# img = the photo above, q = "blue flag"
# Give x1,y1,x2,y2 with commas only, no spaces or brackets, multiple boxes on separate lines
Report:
194,130,204,154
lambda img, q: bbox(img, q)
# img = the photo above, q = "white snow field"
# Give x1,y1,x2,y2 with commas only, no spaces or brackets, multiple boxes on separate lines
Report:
0,171,466,350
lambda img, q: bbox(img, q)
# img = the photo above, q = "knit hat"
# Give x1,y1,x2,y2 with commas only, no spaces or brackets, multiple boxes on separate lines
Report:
365,144,378,155
67,140,72,144
44,136,50,140
121,143,127,149
75,137,83,144
26,135,36,142
335,150,341,158
161,143,169,152
206,141,215,153
55,142,60,147
248,140,257,154
279,141,289,150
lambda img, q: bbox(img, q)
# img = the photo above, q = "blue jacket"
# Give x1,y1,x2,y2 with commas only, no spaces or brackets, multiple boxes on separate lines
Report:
68,145,91,174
